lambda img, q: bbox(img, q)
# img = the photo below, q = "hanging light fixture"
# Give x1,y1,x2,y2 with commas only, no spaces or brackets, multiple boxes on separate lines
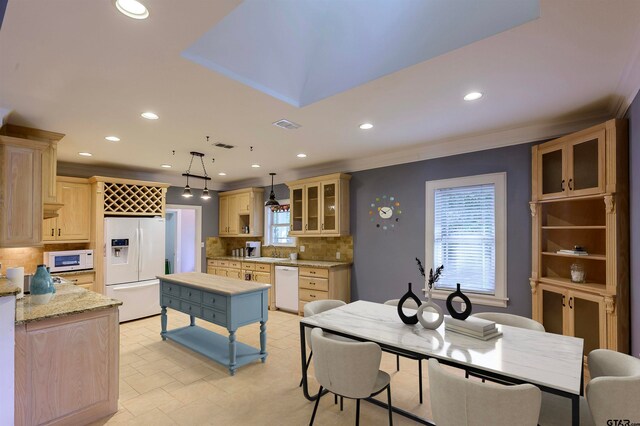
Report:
181,147,212,200
265,172,279,207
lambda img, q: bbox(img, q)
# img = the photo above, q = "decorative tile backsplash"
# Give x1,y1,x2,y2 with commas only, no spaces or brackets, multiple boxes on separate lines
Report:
206,235,353,263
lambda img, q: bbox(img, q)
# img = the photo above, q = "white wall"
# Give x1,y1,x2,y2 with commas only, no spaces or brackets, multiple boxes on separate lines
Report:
180,209,196,273
165,212,177,273
0,296,15,425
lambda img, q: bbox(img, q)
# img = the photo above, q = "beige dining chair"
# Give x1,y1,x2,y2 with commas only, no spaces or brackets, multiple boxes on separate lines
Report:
471,312,545,332
309,328,393,425
428,358,541,426
384,299,424,403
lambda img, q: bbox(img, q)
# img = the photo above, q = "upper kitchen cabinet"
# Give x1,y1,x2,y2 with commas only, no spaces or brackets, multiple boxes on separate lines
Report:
532,119,626,201
218,188,264,237
0,135,47,247
287,173,350,237
0,124,65,217
43,177,91,243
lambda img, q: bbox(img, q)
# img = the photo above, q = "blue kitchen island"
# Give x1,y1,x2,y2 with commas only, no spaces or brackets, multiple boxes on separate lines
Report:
157,272,270,376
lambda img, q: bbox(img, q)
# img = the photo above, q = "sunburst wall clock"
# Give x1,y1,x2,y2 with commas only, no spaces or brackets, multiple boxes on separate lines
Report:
369,195,402,230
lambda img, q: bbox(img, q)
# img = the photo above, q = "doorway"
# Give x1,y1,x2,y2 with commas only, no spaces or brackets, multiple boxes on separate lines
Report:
165,204,202,273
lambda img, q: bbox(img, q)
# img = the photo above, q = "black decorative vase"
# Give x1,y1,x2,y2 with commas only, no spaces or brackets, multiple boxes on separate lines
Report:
446,283,472,320
397,283,421,325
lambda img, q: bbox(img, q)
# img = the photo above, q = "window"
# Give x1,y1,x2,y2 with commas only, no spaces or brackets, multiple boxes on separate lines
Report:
425,173,507,307
264,200,296,247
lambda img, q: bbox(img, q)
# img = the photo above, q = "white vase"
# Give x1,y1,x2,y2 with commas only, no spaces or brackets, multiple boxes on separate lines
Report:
417,288,444,330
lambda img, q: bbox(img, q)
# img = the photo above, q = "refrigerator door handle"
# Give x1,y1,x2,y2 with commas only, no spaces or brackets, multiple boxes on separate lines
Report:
139,226,144,274
111,281,158,290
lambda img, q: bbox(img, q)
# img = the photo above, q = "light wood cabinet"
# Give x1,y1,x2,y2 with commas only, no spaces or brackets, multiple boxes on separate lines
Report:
218,188,264,237
530,119,628,354
287,173,351,237
53,272,95,292
207,259,275,309
298,265,350,315
0,135,46,247
43,177,91,242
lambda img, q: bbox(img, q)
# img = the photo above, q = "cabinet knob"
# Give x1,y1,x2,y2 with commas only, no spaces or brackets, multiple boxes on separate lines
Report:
51,229,54,236
561,179,565,191
569,297,573,309
310,282,315,286
310,294,316,298
562,295,565,307
305,224,308,231
58,228,61,236
568,178,573,191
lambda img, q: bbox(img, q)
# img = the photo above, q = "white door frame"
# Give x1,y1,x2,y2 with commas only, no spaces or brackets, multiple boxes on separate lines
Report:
166,204,202,273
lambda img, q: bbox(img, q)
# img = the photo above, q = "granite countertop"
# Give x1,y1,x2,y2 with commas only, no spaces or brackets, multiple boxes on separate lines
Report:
16,283,122,325
158,272,271,295
51,269,95,277
210,256,351,268
0,278,20,297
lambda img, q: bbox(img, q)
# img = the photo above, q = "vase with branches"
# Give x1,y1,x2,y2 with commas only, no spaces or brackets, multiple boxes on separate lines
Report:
415,258,443,300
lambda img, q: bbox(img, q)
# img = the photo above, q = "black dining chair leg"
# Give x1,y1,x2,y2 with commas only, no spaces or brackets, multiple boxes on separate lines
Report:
334,394,337,404
396,354,400,371
355,399,360,426
340,396,344,411
387,385,393,425
299,351,313,387
418,359,423,403
465,370,469,379
309,385,323,426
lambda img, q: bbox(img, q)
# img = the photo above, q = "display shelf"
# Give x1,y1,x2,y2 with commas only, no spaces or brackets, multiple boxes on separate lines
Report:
541,252,606,261
541,226,606,230
538,277,607,295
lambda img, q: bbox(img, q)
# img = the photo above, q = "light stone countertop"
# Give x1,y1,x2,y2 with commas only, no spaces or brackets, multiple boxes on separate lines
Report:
158,272,271,295
209,256,351,268
15,283,122,325
0,278,20,297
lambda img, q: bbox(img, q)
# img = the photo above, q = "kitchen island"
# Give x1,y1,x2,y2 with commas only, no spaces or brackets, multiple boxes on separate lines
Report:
158,272,270,376
14,283,122,426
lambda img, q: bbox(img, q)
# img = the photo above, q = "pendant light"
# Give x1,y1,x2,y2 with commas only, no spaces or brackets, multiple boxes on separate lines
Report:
182,174,193,198
265,172,279,207
181,145,212,200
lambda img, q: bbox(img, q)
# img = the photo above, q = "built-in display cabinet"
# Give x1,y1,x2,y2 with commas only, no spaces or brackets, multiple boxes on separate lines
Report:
218,188,264,237
530,119,629,356
287,173,350,237
43,177,91,243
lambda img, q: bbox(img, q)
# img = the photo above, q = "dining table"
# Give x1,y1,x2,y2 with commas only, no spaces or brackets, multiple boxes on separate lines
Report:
299,300,584,426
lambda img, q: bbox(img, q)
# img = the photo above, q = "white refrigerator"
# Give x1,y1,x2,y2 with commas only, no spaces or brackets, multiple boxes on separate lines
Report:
105,217,165,322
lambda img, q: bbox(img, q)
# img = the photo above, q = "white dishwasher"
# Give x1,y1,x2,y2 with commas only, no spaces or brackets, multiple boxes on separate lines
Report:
275,266,299,313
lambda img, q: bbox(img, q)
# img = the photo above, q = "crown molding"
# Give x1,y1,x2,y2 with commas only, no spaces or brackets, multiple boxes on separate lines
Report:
611,24,640,118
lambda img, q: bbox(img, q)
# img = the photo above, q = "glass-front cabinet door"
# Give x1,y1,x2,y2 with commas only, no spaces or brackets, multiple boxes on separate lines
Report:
538,284,567,336
568,290,605,358
305,184,320,234
567,129,605,197
538,144,566,200
321,181,338,234
290,186,304,233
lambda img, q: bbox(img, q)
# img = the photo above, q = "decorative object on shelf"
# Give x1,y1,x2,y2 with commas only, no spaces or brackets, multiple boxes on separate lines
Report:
369,195,402,230
182,138,212,200
30,264,56,304
265,172,280,207
415,258,444,329
570,263,586,283
446,283,472,320
397,283,421,324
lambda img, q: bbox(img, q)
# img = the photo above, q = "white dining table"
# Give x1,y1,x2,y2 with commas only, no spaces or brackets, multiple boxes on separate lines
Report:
299,300,584,426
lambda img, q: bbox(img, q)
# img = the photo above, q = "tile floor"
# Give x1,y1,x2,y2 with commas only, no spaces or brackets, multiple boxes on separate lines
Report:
90,308,437,425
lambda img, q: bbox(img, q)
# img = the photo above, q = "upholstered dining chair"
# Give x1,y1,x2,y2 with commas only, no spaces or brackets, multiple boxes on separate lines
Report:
299,299,347,388
428,358,541,426
471,312,545,332
384,299,424,403
586,349,640,425
309,328,393,426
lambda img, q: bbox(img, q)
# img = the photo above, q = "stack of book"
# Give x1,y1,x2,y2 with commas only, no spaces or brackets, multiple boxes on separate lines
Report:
444,316,502,340
557,248,589,256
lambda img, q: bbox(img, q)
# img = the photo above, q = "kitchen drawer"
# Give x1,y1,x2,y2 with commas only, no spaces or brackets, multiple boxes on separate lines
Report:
298,300,307,316
253,271,271,284
299,288,328,302
162,295,180,310
255,263,271,272
206,266,215,275
217,260,229,267
207,259,216,267
180,300,202,317
162,282,181,296
215,268,227,277
242,262,256,271
59,273,94,285
299,267,329,278
226,269,243,280
180,286,202,303
202,293,227,312
202,307,227,327
228,260,242,269
299,276,328,292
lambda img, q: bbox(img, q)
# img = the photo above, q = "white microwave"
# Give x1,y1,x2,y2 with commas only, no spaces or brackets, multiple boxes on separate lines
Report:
44,250,94,273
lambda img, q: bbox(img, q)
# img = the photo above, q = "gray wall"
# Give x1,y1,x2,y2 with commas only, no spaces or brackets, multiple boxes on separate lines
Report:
166,187,218,272
627,89,640,357
350,143,533,316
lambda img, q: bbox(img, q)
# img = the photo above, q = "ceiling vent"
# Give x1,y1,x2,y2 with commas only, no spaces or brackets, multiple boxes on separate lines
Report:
273,119,301,130
214,142,235,149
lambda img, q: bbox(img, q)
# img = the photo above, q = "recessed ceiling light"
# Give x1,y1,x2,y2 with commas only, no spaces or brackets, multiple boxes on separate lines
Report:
463,92,483,101
105,136,120,142
141,112,159,120
251,164,261,168
297,153,307,158
78,152,92,157
359,123,373,130
218,172,227,176
160,164,172,168
115,0,149,20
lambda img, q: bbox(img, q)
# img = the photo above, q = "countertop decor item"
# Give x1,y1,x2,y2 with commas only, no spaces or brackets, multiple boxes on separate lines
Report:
6,266,24,299
30,264,56,305
415,259,445,329
446,283,472,320
397,282,421,324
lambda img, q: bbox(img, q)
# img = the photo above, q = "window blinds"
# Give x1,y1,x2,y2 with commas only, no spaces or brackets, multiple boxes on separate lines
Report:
433,183,496,294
